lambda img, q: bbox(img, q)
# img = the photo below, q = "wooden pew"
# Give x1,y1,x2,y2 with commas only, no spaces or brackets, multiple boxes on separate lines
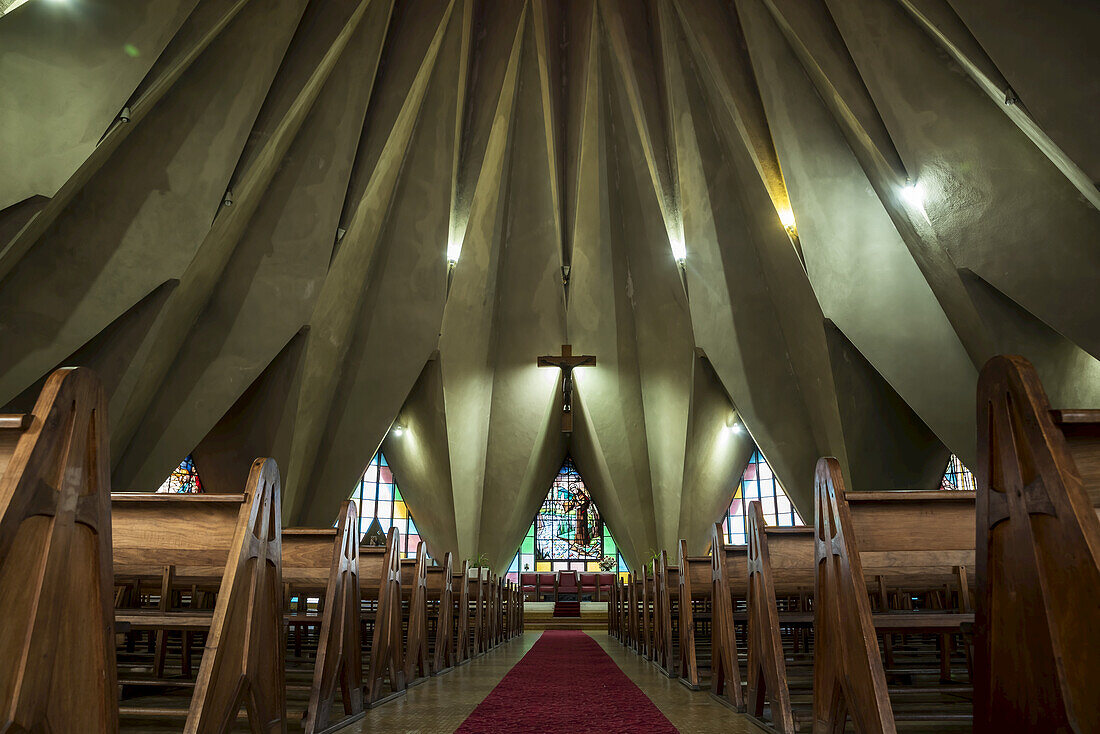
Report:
680,539,729,691
359,527,405,705
425,552,454,675
0,368,117,733
643,564,657,663
745,500,814,734
492,576,501,646
112,457,285,731
627,573,641,653
611,572,620,638
468,566,488,656
655,549,680,676
452,560,471,664
399,543,429,686
619,576,628,644
282,500,364,733
646,563,655,664
976,355,1100,732
710,523,748,709
813,456,975,731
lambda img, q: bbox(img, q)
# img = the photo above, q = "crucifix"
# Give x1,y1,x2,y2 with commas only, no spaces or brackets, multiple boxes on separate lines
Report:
537,344,596,433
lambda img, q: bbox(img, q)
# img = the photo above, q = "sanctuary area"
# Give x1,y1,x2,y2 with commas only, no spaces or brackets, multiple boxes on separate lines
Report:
0,0,1097,732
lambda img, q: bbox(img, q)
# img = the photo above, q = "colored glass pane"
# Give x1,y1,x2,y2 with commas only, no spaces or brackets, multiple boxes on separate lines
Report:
940,454,975,491
349,450,427,560
722,449,802,546
156,455,203,494
508,457,625,575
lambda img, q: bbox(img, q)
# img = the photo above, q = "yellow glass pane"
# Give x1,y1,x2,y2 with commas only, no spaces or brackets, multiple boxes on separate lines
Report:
586,561,600,572
393,501,407,520
535,561,551,572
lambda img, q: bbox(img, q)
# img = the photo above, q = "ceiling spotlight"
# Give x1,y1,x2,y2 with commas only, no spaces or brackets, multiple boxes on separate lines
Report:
778,208,796,231
900,179,924,208
446,237,462,265
669,233,687,265
392,423,405,437
727,422,744,434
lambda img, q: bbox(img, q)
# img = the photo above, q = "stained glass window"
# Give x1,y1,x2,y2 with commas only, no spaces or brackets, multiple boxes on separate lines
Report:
507,457,626,583
156,455,203,494
349,451,423,559
940,454,975,491
722,448,802,546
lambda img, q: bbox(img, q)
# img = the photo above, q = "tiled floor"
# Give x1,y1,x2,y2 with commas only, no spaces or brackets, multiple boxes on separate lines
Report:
342,631,763,733
589,632,762,734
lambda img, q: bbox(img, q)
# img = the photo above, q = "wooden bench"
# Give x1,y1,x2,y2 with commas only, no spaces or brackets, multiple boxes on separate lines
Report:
814,456,976,731
399,544,430,686
282,500,364,732
358,527,405,705
424,552,454,674
650,558,664,667
608,575,619,637
112,457,285,731
745,501,815,733
641,565,655,663
976,355,1100,731
452,561,471,664
654,549,681,676
0,368,117,733
627,572,641,653
467,566,489,656
710,523,749,709
633,567,650,658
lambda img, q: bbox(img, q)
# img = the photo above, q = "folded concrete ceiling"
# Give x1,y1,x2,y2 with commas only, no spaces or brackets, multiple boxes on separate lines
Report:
1,0,1097,571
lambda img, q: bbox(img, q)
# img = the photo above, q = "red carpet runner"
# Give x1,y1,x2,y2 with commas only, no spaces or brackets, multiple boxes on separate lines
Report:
456,630,678,733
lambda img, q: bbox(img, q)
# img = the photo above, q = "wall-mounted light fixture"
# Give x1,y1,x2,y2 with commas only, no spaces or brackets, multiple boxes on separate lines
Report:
778,208,796,232
900,178,924,208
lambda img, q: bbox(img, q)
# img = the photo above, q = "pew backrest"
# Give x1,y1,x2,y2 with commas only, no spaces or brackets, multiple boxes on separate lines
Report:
976,355,1100,731
0,368,116,733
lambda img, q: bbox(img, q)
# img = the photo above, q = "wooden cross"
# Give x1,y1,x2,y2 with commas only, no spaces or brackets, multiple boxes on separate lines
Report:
537,344,596,433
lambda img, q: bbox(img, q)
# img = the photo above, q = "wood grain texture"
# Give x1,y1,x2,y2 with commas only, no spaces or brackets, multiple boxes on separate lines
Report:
813,457,895,733
426,551,454,673
183,457,285,734
976,355,1100,733
401,543,430,684
708,523,745,710
746,501,796,734
362,527,405,703
286,500,363,733
0,368,117,733
452,560,471,664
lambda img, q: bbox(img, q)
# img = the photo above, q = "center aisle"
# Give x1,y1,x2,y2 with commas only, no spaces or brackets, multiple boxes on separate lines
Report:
456,630,678,733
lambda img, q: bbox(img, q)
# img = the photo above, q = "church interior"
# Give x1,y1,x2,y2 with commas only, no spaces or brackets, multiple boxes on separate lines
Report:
0,0,1097,731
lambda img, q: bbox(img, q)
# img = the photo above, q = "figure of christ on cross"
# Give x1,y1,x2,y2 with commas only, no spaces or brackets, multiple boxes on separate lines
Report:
537,344,596,433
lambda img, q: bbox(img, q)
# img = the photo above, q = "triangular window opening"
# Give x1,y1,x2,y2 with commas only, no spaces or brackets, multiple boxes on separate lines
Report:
156,455,204,494
722,448,803,546
349,451,423,559
507,457,627,583
940,454,975,491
